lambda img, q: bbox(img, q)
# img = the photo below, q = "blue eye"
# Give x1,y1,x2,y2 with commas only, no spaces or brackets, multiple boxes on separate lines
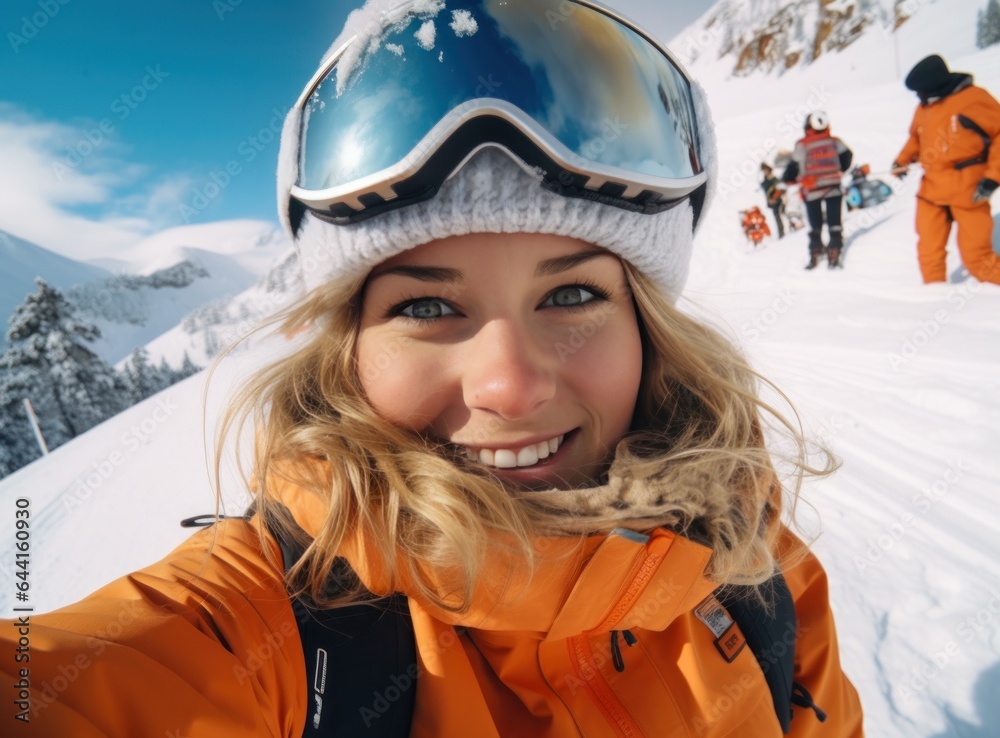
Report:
542,285,604,308
398,298,456,321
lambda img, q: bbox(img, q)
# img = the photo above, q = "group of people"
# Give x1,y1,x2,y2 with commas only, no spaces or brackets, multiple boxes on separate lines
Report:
760,54,1000,283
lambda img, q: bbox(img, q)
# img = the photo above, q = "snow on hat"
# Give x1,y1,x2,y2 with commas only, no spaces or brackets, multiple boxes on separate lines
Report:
905,54,953,94
276,0,718,304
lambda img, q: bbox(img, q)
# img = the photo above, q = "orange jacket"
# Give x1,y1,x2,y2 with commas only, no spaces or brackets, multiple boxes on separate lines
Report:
895,77,1000,206
3,477,863,737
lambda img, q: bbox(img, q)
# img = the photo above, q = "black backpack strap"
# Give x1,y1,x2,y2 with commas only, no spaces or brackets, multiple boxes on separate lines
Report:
256,504,417,738
180,504,417,737
955,114,991,170
717,573,799,734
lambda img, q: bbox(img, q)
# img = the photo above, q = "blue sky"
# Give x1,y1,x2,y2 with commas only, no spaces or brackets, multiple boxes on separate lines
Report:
0,0,714,261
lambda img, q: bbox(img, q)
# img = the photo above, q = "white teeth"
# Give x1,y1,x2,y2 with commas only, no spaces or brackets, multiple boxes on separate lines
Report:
493,449,517,468
462,434,566,469
516,445,539,467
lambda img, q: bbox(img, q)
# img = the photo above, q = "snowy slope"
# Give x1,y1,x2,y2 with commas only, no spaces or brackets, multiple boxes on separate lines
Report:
2,1,999,736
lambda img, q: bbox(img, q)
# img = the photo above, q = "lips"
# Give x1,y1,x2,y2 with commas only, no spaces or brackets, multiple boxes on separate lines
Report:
459,432,569,469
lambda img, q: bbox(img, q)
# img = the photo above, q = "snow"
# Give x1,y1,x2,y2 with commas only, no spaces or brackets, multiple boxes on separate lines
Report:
414,19,437,50
3,0,1000,735
450,9,479,38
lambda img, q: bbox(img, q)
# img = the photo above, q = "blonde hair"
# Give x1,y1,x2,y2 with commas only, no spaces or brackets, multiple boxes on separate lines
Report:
215,259,834,611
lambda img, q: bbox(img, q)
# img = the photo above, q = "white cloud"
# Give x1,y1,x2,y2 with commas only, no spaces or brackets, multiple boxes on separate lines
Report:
0,104,190,262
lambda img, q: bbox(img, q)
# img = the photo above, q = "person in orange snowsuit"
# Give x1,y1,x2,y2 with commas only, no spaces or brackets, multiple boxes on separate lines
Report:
892,54,1000,284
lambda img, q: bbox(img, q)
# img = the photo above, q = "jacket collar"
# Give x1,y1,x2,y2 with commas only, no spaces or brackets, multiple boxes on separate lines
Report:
922,73,973,105
269,469,718,639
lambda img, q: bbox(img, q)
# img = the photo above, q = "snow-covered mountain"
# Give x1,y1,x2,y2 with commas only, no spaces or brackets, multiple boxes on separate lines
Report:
1,221,290,366
670,0,983,118
0,229,111,343
676,0,899,76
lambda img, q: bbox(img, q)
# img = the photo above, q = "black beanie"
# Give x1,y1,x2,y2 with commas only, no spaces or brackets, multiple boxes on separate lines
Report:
905,55,952,94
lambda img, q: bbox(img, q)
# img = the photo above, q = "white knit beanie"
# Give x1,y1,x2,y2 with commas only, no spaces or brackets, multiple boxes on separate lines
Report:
277,1,717,304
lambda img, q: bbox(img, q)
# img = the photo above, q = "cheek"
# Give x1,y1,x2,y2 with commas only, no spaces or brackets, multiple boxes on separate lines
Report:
562,304,643,431
357,331,448,430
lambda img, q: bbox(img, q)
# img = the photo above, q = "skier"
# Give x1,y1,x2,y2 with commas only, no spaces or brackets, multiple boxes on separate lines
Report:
0,1,864,736
891,54,1000,285
760,162,787,238
782,112,854,269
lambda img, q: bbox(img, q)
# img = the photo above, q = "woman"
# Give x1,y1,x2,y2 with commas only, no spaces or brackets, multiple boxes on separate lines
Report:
2,1,864,735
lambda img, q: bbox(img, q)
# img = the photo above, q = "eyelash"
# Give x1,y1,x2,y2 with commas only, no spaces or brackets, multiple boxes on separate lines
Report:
386,280,613,324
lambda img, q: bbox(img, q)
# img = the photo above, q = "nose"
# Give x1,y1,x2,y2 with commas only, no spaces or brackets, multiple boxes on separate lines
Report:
463,319,556,421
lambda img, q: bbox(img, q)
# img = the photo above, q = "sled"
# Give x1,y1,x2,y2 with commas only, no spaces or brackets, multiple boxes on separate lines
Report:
845,164,893,211
739,206,771,246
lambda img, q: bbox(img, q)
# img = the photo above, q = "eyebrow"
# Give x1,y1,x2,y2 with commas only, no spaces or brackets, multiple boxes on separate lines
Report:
534,249,612,277
366,248,612,284
367,265,464,284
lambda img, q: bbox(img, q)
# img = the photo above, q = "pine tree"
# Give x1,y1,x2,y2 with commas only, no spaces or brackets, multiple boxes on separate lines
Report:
978,0,1000,48
0,402,41,479
179,351,199,379
124,346,158,402
0,280,127,474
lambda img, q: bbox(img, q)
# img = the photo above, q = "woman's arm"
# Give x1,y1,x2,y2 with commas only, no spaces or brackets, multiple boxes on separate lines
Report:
2,520,305,737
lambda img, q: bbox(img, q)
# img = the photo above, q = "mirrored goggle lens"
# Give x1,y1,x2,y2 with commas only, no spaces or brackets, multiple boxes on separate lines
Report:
296,0,701,192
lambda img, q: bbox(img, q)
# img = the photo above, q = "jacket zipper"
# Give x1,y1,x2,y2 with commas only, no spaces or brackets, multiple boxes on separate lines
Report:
569,633,640,738
565,540,669,736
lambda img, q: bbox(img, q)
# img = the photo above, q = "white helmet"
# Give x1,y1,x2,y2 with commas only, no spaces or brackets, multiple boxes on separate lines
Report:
806,111,830,132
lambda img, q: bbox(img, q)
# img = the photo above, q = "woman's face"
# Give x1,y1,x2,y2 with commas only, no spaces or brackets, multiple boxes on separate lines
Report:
358,233,643,490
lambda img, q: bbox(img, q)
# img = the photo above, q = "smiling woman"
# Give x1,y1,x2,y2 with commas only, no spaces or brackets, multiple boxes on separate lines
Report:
0,1,863,736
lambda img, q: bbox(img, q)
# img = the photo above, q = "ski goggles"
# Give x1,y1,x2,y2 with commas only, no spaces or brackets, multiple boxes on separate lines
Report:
287,0,707,234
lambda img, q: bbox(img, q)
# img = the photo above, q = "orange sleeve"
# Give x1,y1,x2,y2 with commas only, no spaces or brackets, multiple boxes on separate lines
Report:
780,529,864,737
1,520,306,737
895,110,921,168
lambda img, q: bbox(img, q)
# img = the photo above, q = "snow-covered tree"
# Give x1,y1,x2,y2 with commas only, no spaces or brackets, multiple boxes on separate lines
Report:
124,346,159,402
0,280,127,473
0,402,41,479
179,351,199,378
978,0,1000,47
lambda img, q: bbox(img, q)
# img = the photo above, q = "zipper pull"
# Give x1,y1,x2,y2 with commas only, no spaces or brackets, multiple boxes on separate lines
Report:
610,629,638,673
